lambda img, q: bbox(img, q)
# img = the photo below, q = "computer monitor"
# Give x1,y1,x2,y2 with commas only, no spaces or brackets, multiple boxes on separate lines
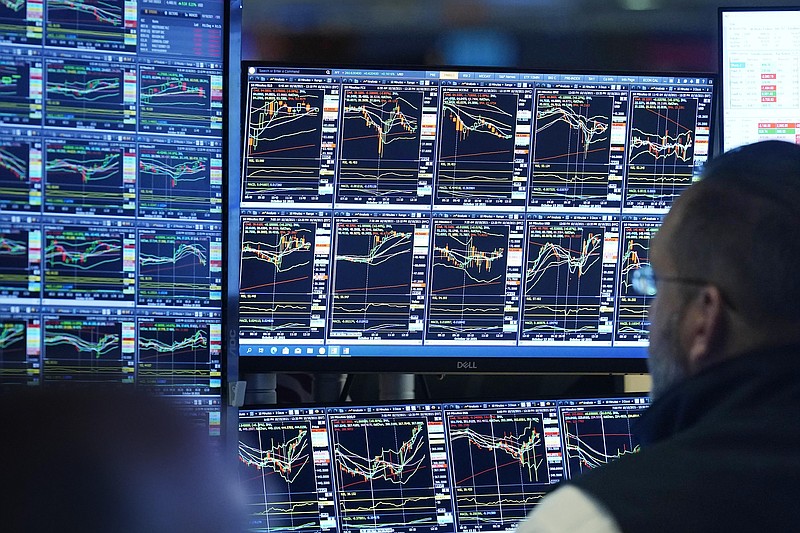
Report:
719,7,800,152
231,63,716,373
238,395,650,533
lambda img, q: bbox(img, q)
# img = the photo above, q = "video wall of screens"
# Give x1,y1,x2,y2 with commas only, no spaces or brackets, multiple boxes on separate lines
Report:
233,64,715,373
720,7,800,152
0,0,225,433
238,395,649,533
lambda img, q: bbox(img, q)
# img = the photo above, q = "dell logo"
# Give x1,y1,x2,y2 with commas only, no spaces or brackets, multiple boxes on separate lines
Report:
457,361,477,369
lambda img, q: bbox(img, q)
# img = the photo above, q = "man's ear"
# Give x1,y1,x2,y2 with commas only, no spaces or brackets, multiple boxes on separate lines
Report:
681,285,726,371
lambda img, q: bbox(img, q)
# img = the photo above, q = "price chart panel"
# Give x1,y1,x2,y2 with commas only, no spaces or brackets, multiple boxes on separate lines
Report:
0,53,43,126
624,85,713,211
435,83,532,208
44,0,137,52
41,309,135,384
239,408,338,533
0,217,41,304
520,214,619,345
443,401,564,532
426,213,524,344
336,81,436,207
0,128,42,212
136,311,221,394
0,311,40,385
242,76,338,207
43,134,136,216
328,404,455,533
614,216,661,344
0,0,43,46
328,211,430,343
558,397,649,479
529,86,628,210
239,213,332,344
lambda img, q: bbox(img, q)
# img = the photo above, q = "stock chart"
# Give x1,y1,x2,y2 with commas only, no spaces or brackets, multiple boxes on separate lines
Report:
337,87,434,205
0,0,224,427
237,66,714,365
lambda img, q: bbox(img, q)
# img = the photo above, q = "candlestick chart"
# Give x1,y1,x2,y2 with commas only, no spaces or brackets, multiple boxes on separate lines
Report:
446,411,551,530
243,87,326,203
45,0,135,52
43,225,133,302
427,220,519,342
337,89,424,204
239,414,337,533
331,414,442,533
137,143,222,220
625,95,698,209
139,66,219,136
329,220,421,341
238,218,328,340
530,92,618,208
45,58,134,131
44,139,134,216
436,90,520,206
521,218,616,343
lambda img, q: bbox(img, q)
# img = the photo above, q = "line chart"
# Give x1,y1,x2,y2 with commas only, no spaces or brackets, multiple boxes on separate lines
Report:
337,87,431,205
0,225,40,299
137,229,221,308
238,217,330,341
426,218,522,343
137,143,223,220
615,218,661,342
43,225,135,302
436,89,527,207
559,401,647,479
45,57,135,131
329,407,453,533
0,58,40,125
625,95,699,209
530,91,624,209
137,318,220,390
0,319,29,383
138,65,221,136
45,0,136,53
239,412,338,533
243,85,331,204
445,406,559,531
520,217,617,343
0,137,41,212
44,139,135,216
42,316,134,384
329,217,427,342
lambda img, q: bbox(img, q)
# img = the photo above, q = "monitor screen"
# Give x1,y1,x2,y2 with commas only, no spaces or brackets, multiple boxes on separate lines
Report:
238,395,650,533
232,63,716,373
720,7,800,152
0,0,228,433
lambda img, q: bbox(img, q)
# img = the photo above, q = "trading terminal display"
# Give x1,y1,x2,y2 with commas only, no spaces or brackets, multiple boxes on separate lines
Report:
237,66,715,366
0,0,225,429
239,396,649,533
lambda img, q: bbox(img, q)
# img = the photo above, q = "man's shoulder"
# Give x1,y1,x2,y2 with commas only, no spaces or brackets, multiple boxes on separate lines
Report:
515,485,621,533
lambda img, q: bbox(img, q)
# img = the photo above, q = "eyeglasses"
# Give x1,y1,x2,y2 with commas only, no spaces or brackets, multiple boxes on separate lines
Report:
629,264,710,297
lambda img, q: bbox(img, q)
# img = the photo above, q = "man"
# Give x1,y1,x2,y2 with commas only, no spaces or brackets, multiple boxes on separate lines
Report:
516,140,800,532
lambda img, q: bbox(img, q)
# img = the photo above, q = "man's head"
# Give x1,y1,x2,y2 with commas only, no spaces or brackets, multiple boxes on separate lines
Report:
647,140,800,399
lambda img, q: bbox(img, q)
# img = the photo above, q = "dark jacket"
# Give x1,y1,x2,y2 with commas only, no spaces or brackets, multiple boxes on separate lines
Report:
571,344,800,532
